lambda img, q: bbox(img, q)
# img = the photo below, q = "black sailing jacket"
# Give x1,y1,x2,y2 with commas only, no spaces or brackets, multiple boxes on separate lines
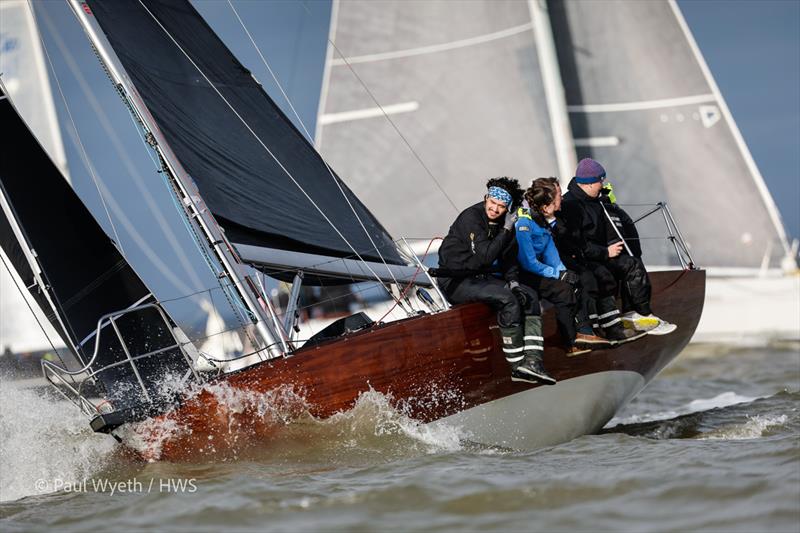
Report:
438,202,519,287
560,178,615,264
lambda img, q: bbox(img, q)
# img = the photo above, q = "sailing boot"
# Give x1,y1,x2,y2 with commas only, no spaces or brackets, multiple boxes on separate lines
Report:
512,316,556,385
597,297,646,345
499,323,526,374
622,311,678,335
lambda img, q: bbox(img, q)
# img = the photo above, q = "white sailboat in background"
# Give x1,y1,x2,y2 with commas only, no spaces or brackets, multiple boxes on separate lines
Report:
316,0,799,344
0,0,69,354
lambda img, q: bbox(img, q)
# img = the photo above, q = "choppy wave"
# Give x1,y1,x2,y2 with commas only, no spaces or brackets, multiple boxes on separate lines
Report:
607,391,759,427
603,390,796,440
698,414,789,440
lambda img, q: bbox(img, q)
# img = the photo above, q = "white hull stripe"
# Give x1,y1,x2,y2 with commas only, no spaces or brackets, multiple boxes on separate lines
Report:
523,335,544,341
598,310,619,319
503,346,524,353
601,317,621,327
331,22,533,66
506,355,524,363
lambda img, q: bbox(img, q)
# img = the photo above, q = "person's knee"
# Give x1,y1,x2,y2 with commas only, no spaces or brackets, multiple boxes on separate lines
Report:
551,281,576,306
497,296,522,327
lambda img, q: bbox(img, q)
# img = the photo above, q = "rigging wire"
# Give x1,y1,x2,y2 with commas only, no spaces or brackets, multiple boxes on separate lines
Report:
225,0,403,290
136,0,405,307
36,4,208,296
0,252,74,378
27,0,126,257
324,40,459,214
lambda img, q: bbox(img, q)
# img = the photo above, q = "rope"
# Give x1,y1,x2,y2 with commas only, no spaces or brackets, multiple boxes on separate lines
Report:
324,40,459,214
375,237,441,323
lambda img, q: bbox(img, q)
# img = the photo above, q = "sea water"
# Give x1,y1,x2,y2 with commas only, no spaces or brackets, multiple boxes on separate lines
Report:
1,344,798,532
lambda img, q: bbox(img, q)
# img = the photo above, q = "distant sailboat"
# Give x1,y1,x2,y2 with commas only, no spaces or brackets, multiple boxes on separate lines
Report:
317,0,798,342
0,0,704,459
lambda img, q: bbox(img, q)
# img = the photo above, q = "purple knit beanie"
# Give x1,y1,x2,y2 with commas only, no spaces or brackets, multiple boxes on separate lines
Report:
574,158,606,184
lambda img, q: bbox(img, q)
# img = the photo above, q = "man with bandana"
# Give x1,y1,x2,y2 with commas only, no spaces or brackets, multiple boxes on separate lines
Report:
437,177,556,385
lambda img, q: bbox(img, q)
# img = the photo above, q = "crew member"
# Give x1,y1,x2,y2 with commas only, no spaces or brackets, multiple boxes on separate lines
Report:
560,159,676,338
438,177,556,384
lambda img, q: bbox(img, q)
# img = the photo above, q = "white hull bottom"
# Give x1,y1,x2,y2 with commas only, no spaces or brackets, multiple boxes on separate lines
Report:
693,275,800,344
430,370,645,451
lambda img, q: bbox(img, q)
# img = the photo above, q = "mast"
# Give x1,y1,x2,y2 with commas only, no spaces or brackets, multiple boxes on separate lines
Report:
65,0,284,359
528,0,576,184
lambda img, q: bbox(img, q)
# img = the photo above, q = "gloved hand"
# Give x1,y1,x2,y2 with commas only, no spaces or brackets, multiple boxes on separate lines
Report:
506,280,529,308
503,210,518,231
559,269,579,286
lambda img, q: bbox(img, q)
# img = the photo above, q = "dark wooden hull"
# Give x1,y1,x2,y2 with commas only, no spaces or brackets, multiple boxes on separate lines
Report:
141,269,705,460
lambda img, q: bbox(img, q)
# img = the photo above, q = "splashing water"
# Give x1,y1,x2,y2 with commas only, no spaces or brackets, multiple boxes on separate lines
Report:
0,379,117,502
116,381,465,463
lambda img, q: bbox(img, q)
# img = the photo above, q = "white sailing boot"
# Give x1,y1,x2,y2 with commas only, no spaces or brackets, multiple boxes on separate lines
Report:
622,311,677,335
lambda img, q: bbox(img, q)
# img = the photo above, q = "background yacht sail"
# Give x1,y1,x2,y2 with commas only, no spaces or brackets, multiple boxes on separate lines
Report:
84,0,402,268
316,0,561,239
549,0,791,269
0,88,192,410
0,0,70,352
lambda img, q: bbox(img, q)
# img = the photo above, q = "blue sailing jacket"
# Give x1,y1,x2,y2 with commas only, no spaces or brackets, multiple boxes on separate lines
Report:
515,208,566,279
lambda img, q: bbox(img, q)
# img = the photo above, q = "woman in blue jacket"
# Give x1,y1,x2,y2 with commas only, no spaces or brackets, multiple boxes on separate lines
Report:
516,178,592,356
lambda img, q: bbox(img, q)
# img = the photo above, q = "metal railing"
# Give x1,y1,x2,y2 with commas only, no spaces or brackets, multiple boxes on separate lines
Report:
42,303,199,418
626,201,696,269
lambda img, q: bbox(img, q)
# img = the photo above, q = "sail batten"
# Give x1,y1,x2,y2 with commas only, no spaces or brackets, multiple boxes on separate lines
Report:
318,0,561,239
85,0,403,267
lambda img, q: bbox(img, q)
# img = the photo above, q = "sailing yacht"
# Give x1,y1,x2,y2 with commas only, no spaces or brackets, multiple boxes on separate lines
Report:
0,0,703,459
316,0,799,344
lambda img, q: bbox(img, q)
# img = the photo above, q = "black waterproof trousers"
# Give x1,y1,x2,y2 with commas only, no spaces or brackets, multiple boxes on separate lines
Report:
519,273,577,347
586,255,653,316
444,276,539,327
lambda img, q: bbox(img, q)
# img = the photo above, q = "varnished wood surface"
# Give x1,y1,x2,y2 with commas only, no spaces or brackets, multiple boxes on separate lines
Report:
149,269,705,460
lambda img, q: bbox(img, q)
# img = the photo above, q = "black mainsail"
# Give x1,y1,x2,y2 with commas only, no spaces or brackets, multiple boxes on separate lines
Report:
84,0,403,267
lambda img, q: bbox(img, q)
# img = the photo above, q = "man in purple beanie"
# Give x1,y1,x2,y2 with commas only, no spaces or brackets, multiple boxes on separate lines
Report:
559,158,676,339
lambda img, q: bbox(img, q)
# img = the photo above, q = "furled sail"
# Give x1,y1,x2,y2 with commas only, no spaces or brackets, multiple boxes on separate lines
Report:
0,87,192,414
84,0,403,268
549,0,791,269
316,0,561,239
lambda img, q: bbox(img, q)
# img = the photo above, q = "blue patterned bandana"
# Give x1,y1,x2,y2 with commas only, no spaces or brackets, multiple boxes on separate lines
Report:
487,186,512,207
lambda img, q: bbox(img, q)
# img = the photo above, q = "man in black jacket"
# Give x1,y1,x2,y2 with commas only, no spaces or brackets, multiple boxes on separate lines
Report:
560,159,676,338
438,177,555,385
